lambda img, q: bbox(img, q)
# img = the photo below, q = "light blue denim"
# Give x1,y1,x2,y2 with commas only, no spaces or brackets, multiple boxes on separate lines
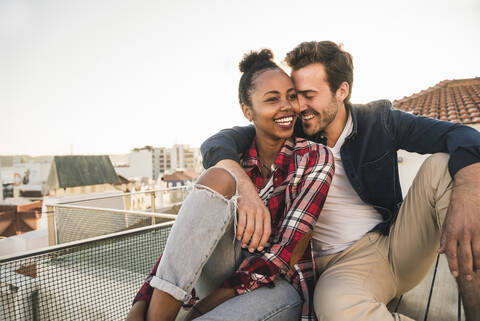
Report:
149,169,301,321
197,277,301,321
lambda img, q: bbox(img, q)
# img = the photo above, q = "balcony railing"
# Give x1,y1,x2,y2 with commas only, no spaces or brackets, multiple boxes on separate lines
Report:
0,222,173,321
0,186,189,320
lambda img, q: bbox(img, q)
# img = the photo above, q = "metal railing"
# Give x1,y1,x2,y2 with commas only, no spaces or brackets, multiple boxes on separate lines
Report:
58,186,188,210
0,222,173,321
45,187,188,245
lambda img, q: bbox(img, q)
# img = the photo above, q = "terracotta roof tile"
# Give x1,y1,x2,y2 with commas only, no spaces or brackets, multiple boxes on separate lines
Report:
393,78,480,125
162,170,201,182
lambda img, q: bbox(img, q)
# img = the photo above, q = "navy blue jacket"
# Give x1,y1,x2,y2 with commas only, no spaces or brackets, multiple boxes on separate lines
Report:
201,100,480,234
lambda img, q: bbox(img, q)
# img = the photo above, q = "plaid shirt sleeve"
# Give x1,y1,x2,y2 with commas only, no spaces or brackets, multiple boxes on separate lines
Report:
132,256,161,305
222,144,334,294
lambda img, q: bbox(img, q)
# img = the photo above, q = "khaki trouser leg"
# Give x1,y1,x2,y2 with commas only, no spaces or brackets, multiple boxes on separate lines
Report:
385,153,452,294
313,153,452,321
314,234,410,321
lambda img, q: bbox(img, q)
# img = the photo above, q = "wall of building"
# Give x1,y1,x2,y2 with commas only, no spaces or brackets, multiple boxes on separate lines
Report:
114,145,202,181
470,123,480,131
1,160,51,199
397,123,479,197
49,183,118,198
115,149,153,180
153,148,171,180
397,150,430,197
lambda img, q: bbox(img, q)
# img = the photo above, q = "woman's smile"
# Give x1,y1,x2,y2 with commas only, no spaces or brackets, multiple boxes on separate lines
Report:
274,114,296,129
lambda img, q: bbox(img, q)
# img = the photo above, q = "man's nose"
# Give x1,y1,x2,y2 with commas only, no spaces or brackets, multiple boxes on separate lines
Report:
297,96,308,112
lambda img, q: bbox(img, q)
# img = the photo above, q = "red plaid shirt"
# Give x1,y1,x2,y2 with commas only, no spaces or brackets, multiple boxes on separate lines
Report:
133,137,334,320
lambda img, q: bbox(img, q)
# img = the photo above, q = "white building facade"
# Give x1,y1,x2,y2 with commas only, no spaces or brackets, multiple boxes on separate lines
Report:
114,145,202,181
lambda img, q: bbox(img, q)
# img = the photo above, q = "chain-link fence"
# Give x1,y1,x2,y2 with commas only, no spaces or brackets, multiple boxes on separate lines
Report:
0,222,173,321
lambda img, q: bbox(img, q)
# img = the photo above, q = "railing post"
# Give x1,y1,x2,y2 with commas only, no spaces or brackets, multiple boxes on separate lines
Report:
150,191,156,225
46,205,57,246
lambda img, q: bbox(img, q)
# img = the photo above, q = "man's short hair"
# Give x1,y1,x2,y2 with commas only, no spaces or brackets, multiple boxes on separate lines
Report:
285,41,354,104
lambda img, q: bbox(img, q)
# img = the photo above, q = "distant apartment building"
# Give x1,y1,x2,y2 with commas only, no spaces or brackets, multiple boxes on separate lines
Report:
114,145,203,180
154,147,172,177
170,144,201,172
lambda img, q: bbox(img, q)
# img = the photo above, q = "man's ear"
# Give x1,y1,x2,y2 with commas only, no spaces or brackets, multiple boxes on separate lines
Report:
336,81,350,103
241,103,253,122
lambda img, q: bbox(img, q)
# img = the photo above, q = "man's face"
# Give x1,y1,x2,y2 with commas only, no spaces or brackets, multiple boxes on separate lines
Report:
291,63,339,136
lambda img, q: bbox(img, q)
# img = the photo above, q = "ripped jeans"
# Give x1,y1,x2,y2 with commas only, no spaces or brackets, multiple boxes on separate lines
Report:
149,170,301,321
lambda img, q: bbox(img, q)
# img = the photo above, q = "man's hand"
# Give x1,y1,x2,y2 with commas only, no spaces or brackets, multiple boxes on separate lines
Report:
439,162,480,280
216,160,271,252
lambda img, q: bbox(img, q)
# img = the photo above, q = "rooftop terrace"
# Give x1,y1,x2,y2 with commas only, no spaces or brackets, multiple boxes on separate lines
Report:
0,186,466,320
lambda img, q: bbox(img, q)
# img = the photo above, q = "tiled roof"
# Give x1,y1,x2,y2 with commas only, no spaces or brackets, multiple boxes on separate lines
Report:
162,170,200,182
46,155,120,189
393,78,480,124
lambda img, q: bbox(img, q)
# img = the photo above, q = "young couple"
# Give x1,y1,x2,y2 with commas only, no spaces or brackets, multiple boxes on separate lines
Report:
128,41,480,321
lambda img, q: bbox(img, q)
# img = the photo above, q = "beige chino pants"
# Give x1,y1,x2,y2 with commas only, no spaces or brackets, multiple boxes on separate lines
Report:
313,153,453,321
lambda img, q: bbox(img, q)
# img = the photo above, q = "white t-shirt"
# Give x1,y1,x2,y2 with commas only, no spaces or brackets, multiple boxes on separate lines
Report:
312,112,383,256
259,175,274,204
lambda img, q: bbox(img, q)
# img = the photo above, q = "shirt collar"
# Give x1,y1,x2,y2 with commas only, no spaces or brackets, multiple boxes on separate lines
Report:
345,102,358,138
331,109,353,155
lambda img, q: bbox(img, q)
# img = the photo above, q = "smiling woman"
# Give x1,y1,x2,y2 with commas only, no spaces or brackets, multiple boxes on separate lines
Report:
238,49,299,178
125,49,334,321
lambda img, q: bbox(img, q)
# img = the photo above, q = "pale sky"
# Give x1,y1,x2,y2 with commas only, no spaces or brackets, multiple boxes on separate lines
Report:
1,0,479,156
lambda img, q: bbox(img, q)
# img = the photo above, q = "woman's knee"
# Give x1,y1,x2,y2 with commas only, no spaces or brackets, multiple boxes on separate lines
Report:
197,167,237,199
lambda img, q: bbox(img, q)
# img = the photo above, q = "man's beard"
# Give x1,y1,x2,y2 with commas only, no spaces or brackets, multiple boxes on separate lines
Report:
319,100,338,132
300,99,338,135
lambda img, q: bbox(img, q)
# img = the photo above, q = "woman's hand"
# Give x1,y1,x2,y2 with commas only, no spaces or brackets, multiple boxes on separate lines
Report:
184,288,236,321
216,159,271,252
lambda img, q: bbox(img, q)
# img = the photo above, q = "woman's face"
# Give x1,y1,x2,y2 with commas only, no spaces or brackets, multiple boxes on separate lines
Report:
244,69,299,141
